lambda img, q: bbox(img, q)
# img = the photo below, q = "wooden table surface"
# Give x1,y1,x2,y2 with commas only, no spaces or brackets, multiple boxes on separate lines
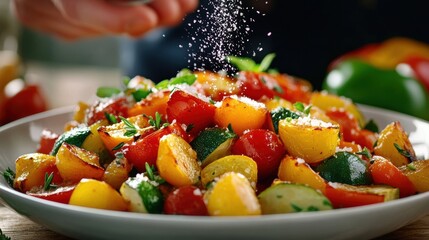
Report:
1,204,429,240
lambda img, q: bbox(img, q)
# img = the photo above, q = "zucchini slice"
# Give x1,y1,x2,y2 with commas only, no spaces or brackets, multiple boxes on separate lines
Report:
120,173,164,214
190,127,236,167
258,182,333,214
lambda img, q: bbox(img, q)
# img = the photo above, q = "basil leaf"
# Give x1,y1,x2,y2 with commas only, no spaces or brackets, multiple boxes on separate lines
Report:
258,53,276,72
96,87,121,98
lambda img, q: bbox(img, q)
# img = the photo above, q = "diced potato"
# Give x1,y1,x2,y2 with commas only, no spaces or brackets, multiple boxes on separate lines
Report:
98,115,151,154
128,90,170,118
81,120,111,165
14,153,61,192
73,101,89,123
195,71,239,100
310,91,365,127
205,172,261,216
278,117,340,163
277,155,326,193
156,134,200,187
103,155,133,190
374,121,416,167
201,155,257,189
56,143,104,183
214,95,268,135
263,97,293,111
399,160,429,192
69,178,128,211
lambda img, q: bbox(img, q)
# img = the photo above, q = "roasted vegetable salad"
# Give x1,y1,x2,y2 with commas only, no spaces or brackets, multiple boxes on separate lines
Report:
4,54,429,216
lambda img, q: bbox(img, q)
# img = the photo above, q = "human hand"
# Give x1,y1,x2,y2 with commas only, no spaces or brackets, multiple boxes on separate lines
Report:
11,0,199,40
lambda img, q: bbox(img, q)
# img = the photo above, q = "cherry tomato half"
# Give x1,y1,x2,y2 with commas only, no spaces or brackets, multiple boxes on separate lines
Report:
163,185,208,216
232,129,285,180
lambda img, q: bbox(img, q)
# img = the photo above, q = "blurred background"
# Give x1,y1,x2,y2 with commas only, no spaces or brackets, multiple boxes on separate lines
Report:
1,0,429,125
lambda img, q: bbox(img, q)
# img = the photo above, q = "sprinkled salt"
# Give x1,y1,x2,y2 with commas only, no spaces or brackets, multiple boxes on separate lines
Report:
184,0,258,73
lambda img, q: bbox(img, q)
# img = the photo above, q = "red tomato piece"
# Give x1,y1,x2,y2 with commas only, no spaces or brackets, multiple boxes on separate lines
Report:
236,71,277,100
232,129,285,180
326,109,377,150
86,97,128,125
163,186,208,216
275,74,312,104
37,129,59,154
4,84,47,123
369,157,416,198
124,122,188,172
27,185,76,204
167,90,216,136
325,183,384,208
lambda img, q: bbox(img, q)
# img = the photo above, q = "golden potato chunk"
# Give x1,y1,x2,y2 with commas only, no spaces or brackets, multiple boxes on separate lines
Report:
278,117,340,163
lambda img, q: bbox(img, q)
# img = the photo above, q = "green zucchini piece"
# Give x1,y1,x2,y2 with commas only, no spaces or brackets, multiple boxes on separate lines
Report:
258,182,333,214
120,173,164,214
270,107,300,133
50,127,91,156
316,151,372,185
190,127,236,167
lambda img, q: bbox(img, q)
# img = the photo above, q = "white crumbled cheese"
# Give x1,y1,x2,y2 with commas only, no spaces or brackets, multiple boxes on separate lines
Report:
336,146,354,153
230,95,266,109
193,188,202,196
291,116,336,128
296,158,306,165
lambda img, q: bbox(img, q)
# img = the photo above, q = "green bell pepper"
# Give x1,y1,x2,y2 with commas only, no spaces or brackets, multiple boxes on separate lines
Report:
323,59,429,120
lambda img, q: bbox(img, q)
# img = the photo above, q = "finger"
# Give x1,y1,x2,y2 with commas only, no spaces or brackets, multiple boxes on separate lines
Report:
148,0,182,26
12,0,103,39
177,0,200,14
52,0,158,35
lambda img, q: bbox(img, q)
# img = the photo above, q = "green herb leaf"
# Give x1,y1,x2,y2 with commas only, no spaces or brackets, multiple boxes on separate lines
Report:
122,76,131,87
2,168,15,187
407,163,417,171
155,80,170,89
104,112,118,124
112,142,125,151
293,102,312,116
227,56,257,71
176,68,194,77
147,112,168,130
291,203,303,212
96,87,121,98
169,75,197,86
357,147,372,159
145,162,155,181
258,53,276,72
394,143,415,161
120,116,138,137
132,89,152,102
43,172,57,191
0,229,11,240
364,119,379,133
